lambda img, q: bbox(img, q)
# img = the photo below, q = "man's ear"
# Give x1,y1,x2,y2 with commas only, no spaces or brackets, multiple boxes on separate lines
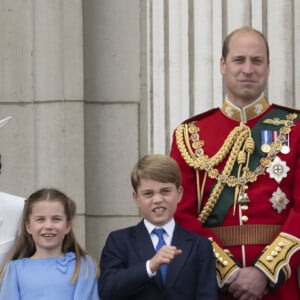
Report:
220,56,226,75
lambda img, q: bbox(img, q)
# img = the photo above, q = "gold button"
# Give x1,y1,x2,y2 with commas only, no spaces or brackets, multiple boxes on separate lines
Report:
241,205,248,211
241,215,248,222
271,251,278,257
266,256,273,262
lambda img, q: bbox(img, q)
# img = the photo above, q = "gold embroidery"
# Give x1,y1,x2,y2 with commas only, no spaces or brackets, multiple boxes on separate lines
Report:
222,96,269,122
255,233,300,283
209,238,239,288
175,114,297,223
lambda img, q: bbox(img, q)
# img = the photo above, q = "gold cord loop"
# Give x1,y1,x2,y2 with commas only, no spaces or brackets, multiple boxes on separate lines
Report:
175,113,297,223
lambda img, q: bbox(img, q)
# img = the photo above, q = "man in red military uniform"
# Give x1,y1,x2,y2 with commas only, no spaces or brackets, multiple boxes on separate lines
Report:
170,26,300,299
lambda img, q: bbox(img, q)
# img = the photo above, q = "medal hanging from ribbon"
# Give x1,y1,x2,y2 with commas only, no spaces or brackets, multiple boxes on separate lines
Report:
272,130,290,154
261,130,290,154
281,133,290,154
261,130,271,153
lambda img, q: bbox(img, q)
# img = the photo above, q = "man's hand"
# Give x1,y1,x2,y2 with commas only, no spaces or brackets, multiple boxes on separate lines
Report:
226,267,268,300
149,245,182,272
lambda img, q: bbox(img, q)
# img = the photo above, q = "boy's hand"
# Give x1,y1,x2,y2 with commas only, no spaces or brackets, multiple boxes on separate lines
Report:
149,245,182,272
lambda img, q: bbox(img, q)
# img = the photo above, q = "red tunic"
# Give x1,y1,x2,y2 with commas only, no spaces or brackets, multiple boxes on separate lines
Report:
170,99,300,299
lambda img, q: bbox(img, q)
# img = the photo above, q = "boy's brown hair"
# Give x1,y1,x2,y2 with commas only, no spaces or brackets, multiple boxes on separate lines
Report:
130,154,181,192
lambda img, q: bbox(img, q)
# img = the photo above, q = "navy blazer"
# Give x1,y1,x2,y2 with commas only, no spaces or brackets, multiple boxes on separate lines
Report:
98,220,218,300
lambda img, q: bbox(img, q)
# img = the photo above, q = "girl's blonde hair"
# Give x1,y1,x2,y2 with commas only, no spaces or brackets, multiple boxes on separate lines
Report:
0,188,99,284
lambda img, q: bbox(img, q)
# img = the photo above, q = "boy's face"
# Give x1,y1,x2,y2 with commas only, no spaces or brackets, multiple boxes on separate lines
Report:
133,178,183,227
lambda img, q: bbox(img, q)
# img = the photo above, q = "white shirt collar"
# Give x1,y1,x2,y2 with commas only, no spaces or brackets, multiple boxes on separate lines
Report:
143,218,175,239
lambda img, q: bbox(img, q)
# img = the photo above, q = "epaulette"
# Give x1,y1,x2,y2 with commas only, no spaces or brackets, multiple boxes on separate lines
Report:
180,108,219,125
272,103,300,115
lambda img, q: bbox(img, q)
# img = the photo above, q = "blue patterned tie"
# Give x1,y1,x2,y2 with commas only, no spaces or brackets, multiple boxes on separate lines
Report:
153,228,167,284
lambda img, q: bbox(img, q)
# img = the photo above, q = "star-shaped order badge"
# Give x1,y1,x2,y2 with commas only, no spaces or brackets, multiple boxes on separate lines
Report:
266,156,290,183
270,187,289,213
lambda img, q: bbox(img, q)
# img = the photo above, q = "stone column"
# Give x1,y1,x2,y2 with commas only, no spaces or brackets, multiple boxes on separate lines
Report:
0,0,86,245
83,0,141,259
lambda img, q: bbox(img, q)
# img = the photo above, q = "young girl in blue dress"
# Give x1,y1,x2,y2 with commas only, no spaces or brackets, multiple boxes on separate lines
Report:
0,188,99,299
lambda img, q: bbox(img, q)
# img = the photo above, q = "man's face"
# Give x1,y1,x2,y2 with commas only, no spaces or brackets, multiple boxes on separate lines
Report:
220,30,270,107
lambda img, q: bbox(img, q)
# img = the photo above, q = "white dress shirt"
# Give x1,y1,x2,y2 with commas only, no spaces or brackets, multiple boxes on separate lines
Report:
0,192,24,266
143,219,175,277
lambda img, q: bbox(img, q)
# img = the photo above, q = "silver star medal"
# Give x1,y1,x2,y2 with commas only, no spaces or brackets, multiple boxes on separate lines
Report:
266,156,290,183
269,187,289,213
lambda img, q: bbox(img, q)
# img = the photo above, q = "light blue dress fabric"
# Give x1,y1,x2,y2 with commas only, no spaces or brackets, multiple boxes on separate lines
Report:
0,252,99,300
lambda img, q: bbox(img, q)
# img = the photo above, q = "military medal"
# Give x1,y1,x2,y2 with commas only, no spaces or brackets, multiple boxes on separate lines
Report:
269,187,289,213
261,143,271,153
273,130,290,154
266,156,290,183
281,134,290,154
261,130,271,153
281,144,290,154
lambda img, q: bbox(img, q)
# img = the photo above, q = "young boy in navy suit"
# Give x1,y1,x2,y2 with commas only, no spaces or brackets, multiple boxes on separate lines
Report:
98,154,218,300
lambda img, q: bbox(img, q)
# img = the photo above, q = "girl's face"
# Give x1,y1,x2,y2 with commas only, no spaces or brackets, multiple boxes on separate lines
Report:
26,200,71,258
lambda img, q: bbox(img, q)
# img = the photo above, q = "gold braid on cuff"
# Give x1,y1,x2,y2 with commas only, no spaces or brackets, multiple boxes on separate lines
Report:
254,232,300,284
209,238,239,288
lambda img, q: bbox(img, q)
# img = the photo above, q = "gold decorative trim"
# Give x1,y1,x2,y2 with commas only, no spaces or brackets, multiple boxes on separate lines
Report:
209,238,239,288
175,113,297,223
221,96,269,122
254,232,300,283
